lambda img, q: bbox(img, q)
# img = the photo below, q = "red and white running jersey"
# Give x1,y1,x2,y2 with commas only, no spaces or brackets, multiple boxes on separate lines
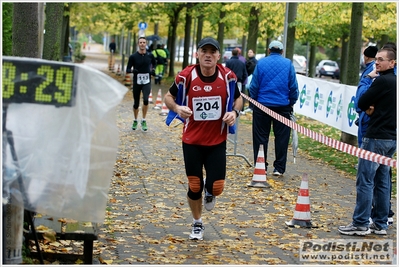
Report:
181,67,229,146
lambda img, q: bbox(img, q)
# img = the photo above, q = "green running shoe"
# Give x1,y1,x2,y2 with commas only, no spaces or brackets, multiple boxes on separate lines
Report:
132,120,138,130
141,120,148,131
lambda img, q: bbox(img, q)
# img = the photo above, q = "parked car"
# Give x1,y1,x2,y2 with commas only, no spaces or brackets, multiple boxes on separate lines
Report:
293,57,307,75
315,60,339,79
294,55,307,68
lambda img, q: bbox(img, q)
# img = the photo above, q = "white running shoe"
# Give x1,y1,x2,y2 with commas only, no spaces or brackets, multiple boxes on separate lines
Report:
189,222,204,240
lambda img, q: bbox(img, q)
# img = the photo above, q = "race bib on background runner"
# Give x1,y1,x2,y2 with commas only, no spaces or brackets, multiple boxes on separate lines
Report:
192,96,222,121
137,73,150,85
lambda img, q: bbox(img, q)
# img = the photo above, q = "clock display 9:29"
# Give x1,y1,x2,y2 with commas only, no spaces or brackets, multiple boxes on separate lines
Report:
2,57,77,107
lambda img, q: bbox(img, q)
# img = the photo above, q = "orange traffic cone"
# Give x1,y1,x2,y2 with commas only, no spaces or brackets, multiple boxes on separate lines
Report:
285,173,312,228
159,102,169,116
149,91,153,103
124,73,131,87
153,89,162,110
116,64,121,76
247,144,270,188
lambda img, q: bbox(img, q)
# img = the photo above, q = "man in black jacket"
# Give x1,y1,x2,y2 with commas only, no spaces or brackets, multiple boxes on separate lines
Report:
226,49,248,114
339,47,397,236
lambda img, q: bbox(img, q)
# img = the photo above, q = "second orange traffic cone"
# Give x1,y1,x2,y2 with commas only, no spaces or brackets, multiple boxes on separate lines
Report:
149,91,153,103
247,144,270,188
285,173,312,228
153,89,162,110
159,102,169,116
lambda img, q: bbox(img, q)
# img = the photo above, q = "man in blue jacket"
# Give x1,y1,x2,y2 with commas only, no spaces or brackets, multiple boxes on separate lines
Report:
354,45,378,148
249,40,298,177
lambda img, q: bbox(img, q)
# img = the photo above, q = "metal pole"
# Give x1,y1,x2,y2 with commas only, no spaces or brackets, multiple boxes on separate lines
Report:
283,3,289,58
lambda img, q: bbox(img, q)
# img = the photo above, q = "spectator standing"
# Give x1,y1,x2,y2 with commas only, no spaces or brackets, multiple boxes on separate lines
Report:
354,45,378,148
152,44,168,84
246,49,258,76
126,37,157,131
355,42,396,229
235,47,246,64
164,37,243,240
109,39,116,54
249,40,299,176
226,48,248,114
162,44,170,74
338,47,396,236
244,49,258,113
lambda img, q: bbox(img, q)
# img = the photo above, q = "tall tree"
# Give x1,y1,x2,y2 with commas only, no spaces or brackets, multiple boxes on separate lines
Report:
42,3,64,60
164,3,185,77
12,3,44,57
217,4,226,64
247,5,260,54
183,3,194,69
285,3,298,61
341,3,364,146
5,3,44,264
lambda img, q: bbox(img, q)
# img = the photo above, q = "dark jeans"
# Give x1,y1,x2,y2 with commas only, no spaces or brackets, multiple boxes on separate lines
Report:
252,105,292,174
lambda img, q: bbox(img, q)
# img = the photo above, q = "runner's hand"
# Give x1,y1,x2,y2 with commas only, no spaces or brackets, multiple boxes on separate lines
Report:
222,111,237,126
177,106,192,119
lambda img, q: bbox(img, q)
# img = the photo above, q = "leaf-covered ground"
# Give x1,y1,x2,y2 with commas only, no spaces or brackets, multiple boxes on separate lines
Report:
93,87,396,265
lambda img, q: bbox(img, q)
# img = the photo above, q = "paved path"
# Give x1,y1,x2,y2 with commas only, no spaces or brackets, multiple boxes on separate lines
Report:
83,44,396,265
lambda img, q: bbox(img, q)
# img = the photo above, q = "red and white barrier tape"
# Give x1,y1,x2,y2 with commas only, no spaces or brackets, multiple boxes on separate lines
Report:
241,93,397,168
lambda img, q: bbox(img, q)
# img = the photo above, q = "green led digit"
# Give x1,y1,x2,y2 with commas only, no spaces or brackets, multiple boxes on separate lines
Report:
2,62,16,99
35,65,54,102
54,67,73,104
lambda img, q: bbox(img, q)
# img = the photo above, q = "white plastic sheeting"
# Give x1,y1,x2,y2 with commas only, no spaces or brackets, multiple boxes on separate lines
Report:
3,57,127,223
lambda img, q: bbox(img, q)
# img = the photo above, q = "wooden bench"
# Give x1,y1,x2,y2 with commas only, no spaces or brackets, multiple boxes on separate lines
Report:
25,214,99,264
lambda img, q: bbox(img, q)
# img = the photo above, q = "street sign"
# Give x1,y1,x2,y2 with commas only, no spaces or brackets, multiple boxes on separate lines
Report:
138,22,147,30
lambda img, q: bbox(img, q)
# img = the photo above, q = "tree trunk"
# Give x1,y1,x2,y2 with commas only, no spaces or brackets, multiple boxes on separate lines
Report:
285,3,297,61
42,3,64,61
340,31,349,84
167,4,184,77
195,14,204,65
341,3,363,146
5,3,44,264
217,7,226,64
183,3,193,69
308,44,317,77
380,34,389,47
12,3,43,57
62,4,70,59
2,3,13,56
247,6,259,54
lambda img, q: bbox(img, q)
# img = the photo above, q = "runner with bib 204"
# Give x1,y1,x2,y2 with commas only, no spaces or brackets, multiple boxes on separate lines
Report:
163,37,243,241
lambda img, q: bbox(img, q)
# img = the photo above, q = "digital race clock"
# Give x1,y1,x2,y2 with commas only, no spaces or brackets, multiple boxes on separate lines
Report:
2,56,78,107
